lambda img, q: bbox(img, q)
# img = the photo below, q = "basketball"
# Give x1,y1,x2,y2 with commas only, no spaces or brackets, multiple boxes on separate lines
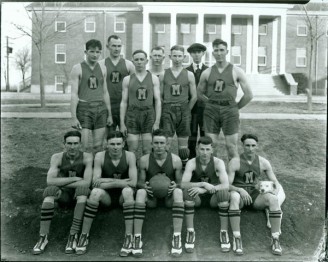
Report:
149,173,171,198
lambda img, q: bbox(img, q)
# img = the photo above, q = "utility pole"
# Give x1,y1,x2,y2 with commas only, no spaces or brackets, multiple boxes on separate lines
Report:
6,36,10,92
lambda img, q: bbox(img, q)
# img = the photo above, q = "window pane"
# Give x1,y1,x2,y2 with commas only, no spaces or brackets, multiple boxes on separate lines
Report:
233,56,241,65
115,22,125,32
206,24,216,34
258,56,266,65
181,23,190,34
259,24,267,34
56,22,66,32
56,44,66,52
155,23,165,33
231,46,241,56
258,47,266,56
57,54,66,62
298,26,307,35
232,25,241,34
297,57,306,66
86,22,95,32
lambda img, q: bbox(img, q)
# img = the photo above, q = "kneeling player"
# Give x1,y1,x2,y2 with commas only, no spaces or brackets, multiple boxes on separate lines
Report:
32,130,93,255
75,131,137,256
181,136,230,253
132,129,184,257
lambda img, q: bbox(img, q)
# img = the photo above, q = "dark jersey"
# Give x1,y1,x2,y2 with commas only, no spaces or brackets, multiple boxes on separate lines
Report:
163,68,190,104
59,152,85,178
128,72,154,108
102,150,129,179
146,152,175,181
191,156,218,185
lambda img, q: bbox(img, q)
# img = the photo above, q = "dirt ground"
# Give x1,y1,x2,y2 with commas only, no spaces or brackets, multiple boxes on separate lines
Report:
1,118,326,261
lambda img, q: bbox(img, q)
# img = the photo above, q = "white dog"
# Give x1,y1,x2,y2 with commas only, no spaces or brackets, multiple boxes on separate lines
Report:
258,181,286,229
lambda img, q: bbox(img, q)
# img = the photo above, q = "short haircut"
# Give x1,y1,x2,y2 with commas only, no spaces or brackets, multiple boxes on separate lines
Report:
107,35,121,43
152,129,168,139
151,46,165,53
241,134,259,143
132,49,148,58
170,45,184,53
64,130,81,142
107,131,124,141
212,38,228,49
85,39,102,50
197,136,213,146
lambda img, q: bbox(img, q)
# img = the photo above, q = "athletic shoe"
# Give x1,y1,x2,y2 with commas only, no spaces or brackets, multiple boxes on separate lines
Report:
132,235,143,257
75,233,89,255
219,230,231,252
32,235,48,255
65,233,78,254
171,234,182,257
232,236,243,256
120,234,133,257
185,230,195,253
271,237,282,256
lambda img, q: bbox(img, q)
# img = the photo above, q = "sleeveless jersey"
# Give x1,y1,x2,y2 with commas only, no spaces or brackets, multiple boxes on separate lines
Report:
102,150,129,179
78,61,104,102
59,152,85,178
233,153,261,189
163,68,189,104
128,72,154,108
147,152,175,181
191,156,218,185
105,58,129,106
207,63,237,102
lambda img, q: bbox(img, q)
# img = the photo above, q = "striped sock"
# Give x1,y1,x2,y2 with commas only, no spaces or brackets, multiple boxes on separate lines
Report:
218,206,229,231
172,202,184,234
184,202,195,229
40,201,55,236
69,200,86,235
81,200,99,235
269,210,282,235
228,209,241,233
134,202,146,235
123,201,135,236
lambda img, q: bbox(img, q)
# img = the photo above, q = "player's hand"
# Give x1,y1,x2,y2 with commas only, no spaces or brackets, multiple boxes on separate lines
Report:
188,187,202,198
71,117,82,130
145,181,154,198
239,188,252,205
107,115,113,127
120,124,127,137
203,182,216,194
167,181,177,196
93,178,103,188
152,122,160,132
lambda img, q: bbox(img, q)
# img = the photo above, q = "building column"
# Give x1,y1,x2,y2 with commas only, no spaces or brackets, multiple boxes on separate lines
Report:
271,18,278,75
279,14,286,74
196,13,204,43
252,14,259,74
222,13,231,62
143,11,150,55
246,17,252,74
170,12,177,47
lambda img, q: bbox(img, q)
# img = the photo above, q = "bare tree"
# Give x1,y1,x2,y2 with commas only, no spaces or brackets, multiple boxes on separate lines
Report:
58,64,71,94
14,47,31,90
2,60,8,89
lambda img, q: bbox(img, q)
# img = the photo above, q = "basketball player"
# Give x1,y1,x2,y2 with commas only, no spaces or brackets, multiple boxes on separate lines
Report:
132,129,184,257
70,39,113,154
159,45,197,167
149,46,166,77
197,38,253,160
120,50,161,158
75,131,137,256
228,134,285,256
181,136,230,253
32,130,93,255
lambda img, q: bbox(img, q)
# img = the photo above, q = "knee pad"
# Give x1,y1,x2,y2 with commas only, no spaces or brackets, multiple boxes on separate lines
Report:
216,188,230,203
178,148,190,161
75,186,90,198
183,188,195,202
43,186,61,199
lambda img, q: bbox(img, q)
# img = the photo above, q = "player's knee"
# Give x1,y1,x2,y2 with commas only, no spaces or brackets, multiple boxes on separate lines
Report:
229,191,241,206
89,188,103,202
75,186,90,198
267,194,280,208
172,188,183,202
183,188,194,202
43,186,61,199
122,186,134,199
178,148,190,161
184,200,195,207
136,189,147,203
216,188,230,203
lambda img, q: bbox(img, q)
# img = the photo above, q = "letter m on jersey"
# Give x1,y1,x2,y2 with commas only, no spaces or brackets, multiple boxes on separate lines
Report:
88,76,98,89
244,171,254,184
214,79,225,92
111,71,121,83
171,84,182,96
137,87,147,101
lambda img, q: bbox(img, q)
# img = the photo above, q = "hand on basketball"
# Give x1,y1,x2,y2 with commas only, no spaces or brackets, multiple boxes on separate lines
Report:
203,183,216,194
145,181,154,198
167,181,177,196
71,117,82,130
239,188,252,205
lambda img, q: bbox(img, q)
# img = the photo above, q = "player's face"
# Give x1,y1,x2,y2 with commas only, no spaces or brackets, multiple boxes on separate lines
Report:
198,143,213,162
85,47,101,63
64,136,81,156
169,50,185,67
150,50,165,66
107,38,122,58
212,44,228,63
132,52,148,71
107,137,124,156
243,139,258,156
152,136,167,154
190,51,205,64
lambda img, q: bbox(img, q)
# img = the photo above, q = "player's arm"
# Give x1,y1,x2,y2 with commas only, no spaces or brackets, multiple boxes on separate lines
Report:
137,155,148,189
234,66,253,109
46,153,82,187
214,158,229,191
152,75,162,131
197,68,210,103
126,59,136,75
167,154,183,195
126,151,137,188
261,157,280,185
159,73,165,102
101,64,113,126
70,64,82,130
187,71,197,111
120,76,130,136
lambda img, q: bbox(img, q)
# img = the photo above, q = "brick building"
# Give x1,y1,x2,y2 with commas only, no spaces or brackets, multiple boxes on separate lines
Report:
28,2,328,95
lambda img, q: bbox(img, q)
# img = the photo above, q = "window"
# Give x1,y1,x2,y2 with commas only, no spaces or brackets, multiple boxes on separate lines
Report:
55,75,65,92
296,48,306,67
55,21,66,32
114,17,125,33
85,16,96,32
258,46,267,66
297,22,307,36
231,46,241,65
155,23,165,33
259,24,267,35
232,24,241,35
206,24,216,34
180,23,190,34
55,44,66,64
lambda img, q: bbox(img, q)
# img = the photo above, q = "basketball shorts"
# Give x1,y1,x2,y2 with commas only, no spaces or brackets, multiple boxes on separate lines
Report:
203,101,240,135
187,192,219,208
146,194,173,208
161,103,191,137
126,106,155,134
244,186,260,205
107,103,120,132
100,187,136,209
57,188,76,208
77,101,108,130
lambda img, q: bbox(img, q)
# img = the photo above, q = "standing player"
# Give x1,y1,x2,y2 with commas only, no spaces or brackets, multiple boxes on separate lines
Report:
32,130,93,255
197,38,253,160
75,131,137,256
149,46,166,77
132,129,184,257
181,136,230,253
186,43,208,159
99,35,135,133
227,134,285,256
120,50,161,158
159,45,197,167
70,39,113,154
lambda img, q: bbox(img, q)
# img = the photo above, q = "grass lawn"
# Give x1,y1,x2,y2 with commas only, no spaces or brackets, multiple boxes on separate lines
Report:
1,118,326,261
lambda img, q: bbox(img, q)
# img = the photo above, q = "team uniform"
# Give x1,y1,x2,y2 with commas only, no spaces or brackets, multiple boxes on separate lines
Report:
161,68,191,137
203,63,239,135
77,61,107,130
125,72,155,134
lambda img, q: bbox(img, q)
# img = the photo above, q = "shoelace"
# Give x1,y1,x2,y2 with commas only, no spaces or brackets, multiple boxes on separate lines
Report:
187,232,194,243
135,236,140,248
79,234,87,246
221,232,227,243
173,235,180,248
